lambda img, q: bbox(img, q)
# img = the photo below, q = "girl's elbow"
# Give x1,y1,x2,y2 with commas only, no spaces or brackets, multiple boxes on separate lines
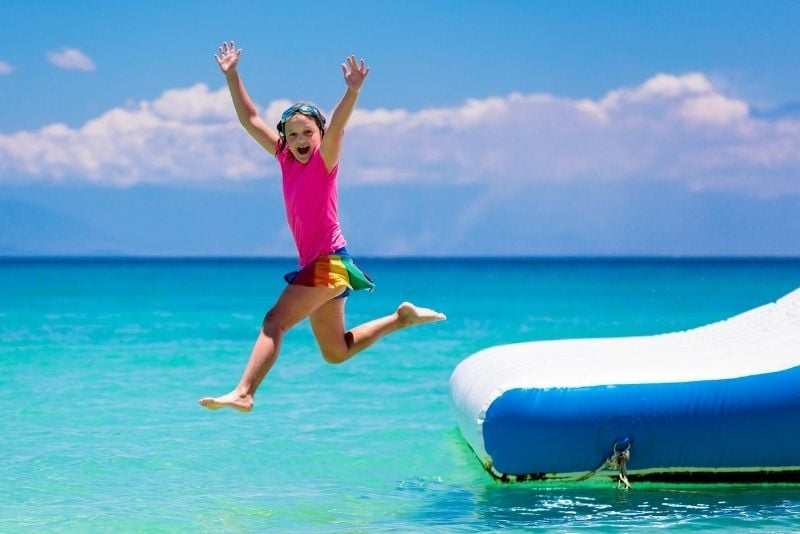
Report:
243,114,260,127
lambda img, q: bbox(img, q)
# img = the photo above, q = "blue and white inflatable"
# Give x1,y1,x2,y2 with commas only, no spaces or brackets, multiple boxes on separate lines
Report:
450,288,800,483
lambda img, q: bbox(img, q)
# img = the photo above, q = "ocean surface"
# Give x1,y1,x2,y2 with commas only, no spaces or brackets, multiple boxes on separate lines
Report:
2,257,800,532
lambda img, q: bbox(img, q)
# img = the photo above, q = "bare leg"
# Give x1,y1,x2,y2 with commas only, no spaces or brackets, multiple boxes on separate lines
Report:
310,300,446,364
198,284,344,412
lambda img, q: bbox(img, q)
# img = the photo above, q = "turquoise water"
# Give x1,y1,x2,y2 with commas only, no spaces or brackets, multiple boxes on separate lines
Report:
2,257,800,532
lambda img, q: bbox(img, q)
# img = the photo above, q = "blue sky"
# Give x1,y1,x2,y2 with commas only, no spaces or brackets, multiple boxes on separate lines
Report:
1,0,799,256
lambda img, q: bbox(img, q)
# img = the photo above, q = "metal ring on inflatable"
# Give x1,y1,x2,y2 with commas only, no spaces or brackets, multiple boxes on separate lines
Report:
450,288,800,484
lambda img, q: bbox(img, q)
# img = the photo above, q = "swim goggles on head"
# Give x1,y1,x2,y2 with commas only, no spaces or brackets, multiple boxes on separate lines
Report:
280,104,326,127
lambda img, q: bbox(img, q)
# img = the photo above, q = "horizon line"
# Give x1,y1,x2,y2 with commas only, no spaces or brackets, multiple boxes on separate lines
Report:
2,254,799,262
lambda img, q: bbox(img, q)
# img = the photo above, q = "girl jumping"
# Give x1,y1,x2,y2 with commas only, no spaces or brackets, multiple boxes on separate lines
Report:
199,41,446,413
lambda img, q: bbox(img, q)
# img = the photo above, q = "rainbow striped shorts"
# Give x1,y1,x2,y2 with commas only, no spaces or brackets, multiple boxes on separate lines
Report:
283,247,375,299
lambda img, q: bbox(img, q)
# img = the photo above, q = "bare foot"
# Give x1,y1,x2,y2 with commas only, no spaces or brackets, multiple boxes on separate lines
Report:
198,390,253,413
397,301,447,327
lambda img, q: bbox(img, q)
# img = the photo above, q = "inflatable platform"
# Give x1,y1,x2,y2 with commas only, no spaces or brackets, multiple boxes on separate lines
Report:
450,288,800,484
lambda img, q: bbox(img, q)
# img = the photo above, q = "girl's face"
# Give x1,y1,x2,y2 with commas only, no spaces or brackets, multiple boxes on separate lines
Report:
283,113,322,163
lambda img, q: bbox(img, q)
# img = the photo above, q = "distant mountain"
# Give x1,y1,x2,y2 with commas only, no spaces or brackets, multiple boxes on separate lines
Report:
1,180,798,257
0,183,293,256
0,198,120,255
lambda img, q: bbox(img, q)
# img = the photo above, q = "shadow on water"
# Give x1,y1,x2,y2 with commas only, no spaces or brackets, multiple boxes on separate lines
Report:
401,476,800,531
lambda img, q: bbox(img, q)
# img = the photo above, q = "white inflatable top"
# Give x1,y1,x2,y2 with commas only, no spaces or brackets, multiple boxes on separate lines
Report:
453,287,800,391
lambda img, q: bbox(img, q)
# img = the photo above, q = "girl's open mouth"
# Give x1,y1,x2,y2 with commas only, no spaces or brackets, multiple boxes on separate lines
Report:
297,146,311,156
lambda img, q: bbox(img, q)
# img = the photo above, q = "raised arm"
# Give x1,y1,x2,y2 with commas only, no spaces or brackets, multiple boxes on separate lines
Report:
320,56,370,171
215,41,279,155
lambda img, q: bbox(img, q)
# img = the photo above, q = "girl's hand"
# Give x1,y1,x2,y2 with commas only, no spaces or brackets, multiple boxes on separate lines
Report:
214,41,241,76
342,55,370,91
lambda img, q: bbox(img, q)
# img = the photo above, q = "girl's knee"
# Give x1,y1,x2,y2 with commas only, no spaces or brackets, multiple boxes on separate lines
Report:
261,309,289,337
320,347,348,365
319,332,352,364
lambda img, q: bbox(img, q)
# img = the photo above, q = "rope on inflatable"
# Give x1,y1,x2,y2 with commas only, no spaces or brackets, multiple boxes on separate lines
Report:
577,440,633,489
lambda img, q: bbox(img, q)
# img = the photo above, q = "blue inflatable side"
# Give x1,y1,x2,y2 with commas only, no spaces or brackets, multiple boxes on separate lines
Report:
484,365,800,480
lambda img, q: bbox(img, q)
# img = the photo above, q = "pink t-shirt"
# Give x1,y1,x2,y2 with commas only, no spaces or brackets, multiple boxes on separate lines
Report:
276,145,347,267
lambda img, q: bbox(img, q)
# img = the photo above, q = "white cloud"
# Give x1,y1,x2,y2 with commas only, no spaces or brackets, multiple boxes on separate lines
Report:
151,83,234,121
1,73,799,196
0,84,272,185
343,73,798,195
679,94,749,125
46,48,96,72
0,60,12,74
